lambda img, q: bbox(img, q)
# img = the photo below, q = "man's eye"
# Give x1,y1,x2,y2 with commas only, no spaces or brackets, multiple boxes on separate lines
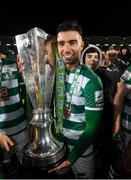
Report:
70,42,76,45
69,41,77,45
58,42,64,46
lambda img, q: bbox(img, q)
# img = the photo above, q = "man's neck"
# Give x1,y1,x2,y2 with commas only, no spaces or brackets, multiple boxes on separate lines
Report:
65,62,80,71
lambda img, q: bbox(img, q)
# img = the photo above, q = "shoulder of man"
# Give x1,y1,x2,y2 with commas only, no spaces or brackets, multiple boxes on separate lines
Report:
121,65,131,82
81,64,103,88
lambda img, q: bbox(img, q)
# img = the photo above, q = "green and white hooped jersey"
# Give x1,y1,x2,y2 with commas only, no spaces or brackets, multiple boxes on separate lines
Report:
60,64,103,146
121,65,131,135
0,58,27,136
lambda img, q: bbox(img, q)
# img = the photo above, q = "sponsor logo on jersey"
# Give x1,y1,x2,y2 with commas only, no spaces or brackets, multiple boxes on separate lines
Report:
121,70,131,81
95,90,104,106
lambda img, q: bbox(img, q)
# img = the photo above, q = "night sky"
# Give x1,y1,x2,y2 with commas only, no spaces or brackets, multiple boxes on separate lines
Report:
1,2,131,37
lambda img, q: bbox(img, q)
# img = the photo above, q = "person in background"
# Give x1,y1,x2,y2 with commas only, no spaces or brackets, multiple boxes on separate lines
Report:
103,46,129,178
81,44,128,178
0,42,29,178
118,45,131,66
109,65,131,178
82,45,101,71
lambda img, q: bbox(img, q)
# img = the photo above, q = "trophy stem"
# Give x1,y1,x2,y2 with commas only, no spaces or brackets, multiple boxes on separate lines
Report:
22,111,67,169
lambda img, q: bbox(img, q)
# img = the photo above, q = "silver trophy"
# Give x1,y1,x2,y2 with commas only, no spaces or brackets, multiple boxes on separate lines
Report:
15,27,66,169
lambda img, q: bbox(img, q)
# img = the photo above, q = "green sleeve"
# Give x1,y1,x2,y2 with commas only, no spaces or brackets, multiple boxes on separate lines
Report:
67,76,104,163
67,110,103,163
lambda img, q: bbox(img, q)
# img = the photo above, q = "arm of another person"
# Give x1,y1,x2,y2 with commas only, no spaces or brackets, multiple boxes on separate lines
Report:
0,133,14,151
113,81,130,134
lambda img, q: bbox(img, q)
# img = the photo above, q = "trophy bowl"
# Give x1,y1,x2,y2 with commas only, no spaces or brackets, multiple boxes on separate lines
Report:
15,27,67,170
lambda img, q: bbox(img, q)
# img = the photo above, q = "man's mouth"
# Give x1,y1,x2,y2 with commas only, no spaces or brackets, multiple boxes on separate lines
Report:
64,55,73,60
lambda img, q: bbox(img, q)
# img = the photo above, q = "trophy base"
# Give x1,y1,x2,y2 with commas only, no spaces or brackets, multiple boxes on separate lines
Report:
22,143,67,170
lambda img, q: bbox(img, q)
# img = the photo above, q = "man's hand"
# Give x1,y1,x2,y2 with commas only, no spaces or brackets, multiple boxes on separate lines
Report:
48,160,71,173
0,134,14,151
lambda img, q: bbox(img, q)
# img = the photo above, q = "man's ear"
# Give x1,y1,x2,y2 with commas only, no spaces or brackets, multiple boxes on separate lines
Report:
81,40,85,51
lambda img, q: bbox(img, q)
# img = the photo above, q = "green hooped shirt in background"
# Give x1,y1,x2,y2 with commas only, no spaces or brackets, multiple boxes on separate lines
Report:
0,58,27,136
120,65,131,135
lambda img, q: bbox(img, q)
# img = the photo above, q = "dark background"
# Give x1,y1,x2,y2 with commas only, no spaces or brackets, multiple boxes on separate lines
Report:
1,1,131,37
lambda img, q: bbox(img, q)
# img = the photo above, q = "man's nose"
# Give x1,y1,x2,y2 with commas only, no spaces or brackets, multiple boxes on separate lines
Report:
64,43,71,51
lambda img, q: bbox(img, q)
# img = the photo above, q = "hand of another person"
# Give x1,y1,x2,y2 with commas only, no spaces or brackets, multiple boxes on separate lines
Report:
100,59,110,67
48,160,71,173
0,134,14,151
112,120,123,143
106,49,119,61
17,55,25,74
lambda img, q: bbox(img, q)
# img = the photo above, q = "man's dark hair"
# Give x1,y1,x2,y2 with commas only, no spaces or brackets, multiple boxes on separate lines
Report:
56,19,83,39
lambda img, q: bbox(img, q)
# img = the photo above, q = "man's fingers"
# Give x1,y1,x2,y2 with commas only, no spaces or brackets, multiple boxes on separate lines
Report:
48,164,63,173
4,142,10,151
0,135,14,151
48,167,60,173
5,137,14,151
48,160,70,173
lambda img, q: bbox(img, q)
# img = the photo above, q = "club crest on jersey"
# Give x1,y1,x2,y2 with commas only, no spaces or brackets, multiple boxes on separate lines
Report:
73,85,82,96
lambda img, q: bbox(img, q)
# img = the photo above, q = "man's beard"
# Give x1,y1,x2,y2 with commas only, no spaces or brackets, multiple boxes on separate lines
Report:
64,58,79,65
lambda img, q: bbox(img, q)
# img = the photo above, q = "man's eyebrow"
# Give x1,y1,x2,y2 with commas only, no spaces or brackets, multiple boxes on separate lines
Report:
69,40,77,43
57,40,64,44
57,39,78,44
